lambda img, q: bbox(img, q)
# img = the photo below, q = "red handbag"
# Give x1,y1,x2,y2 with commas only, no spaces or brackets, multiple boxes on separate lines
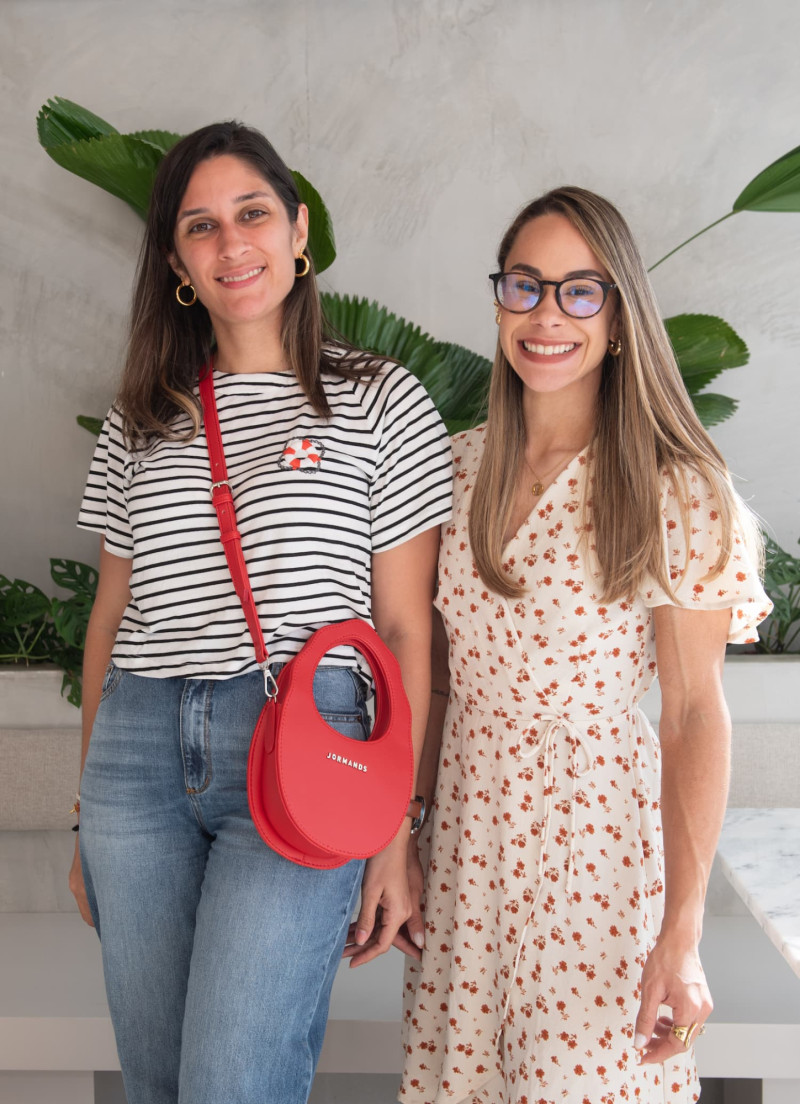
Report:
199,368,419,869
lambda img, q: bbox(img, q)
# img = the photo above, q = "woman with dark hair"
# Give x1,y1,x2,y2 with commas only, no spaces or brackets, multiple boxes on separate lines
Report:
399,188,770,1103
70,122,452,1104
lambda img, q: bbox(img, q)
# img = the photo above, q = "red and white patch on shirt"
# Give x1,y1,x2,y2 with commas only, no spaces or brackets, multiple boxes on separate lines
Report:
279,437,325,472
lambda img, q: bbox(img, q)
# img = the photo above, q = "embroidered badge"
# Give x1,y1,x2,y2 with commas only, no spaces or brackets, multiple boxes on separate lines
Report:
279,437,325,472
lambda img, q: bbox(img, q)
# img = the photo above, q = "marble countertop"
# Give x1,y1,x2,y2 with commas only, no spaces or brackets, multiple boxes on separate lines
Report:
716,808,800,980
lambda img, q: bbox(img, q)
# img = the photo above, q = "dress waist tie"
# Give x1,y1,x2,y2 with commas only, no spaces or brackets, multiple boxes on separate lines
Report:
495,708,633,1040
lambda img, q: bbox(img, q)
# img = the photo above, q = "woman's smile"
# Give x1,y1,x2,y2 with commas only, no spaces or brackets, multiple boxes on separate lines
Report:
499,213,616,398
217,265,266,286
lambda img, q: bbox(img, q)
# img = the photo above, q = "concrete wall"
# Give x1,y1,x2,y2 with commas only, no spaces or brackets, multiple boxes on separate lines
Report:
1,0,799,587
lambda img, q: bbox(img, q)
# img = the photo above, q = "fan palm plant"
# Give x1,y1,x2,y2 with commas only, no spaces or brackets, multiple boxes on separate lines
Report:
38,96,800,432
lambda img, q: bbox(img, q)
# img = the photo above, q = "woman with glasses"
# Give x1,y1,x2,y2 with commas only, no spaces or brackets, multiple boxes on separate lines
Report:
398,187,770,1104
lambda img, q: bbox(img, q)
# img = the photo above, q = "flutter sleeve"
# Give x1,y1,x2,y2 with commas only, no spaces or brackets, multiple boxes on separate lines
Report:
640,468,772,645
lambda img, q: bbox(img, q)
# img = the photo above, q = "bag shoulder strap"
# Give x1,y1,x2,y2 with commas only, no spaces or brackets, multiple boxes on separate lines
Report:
198,367,270,672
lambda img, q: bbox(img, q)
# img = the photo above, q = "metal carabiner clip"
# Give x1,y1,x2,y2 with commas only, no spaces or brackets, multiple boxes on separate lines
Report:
260,663,279,701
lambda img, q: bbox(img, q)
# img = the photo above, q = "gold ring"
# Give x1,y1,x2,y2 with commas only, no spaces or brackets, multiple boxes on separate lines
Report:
671,1022,704,1048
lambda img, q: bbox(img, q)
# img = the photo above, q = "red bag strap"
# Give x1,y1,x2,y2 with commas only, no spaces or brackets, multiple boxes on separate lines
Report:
198,365,273,686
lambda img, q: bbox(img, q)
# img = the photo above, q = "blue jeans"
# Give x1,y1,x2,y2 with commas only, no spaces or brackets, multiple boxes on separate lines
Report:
79,663,369,1104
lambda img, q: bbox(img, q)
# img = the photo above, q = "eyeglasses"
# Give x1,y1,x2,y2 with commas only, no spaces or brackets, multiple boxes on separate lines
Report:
490,271,616,319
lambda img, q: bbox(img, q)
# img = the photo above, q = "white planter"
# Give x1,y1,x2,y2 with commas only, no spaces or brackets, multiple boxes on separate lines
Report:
640,654,800,724
0,668,81,832
0,667,80,728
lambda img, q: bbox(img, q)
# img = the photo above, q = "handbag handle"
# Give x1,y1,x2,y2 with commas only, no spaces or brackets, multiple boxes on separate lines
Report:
279,619,402,744
199,366,273,687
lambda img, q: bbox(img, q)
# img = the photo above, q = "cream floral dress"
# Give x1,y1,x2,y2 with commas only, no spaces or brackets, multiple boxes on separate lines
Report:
400,426,771,1104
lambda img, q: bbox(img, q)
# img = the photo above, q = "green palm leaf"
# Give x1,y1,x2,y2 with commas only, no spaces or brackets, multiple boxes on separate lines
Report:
129,129,183,154
321,293,489,431
321,293,443,380
37,98,337,270
689,393,739,427
77,415,104,437
42,131,167,219
293,171,336,273
664,313,749,395
36,96,117,146
733,143,800,212
427,340,491,427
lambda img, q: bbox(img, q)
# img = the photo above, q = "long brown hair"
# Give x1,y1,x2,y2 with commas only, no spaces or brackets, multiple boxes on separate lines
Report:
118,121,377,445
469,186,754,603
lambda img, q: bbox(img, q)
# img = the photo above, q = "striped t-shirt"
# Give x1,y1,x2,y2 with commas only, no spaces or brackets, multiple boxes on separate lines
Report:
78,358,453,679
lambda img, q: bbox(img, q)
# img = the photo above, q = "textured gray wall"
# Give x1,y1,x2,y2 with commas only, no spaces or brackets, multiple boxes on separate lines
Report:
2,0,799,587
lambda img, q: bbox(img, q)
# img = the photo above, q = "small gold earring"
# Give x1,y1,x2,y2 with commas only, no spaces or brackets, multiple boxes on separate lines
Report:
608,336,622,357
175,282,197,307
295,253,310,278
494,300,501,325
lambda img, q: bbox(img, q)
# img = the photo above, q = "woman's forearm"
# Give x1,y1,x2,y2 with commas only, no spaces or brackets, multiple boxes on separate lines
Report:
78,541,132,779
80,617,118,772
412,609,450,812
657,697,731,944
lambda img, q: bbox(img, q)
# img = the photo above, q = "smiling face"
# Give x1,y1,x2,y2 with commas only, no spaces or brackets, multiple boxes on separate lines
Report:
169,153,308,335
498,212,617,401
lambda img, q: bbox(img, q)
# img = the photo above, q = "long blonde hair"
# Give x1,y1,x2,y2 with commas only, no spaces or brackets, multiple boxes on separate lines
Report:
469,186,753,603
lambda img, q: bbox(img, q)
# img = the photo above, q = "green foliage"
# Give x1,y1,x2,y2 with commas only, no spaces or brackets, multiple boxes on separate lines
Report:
293,171,336,273
36,97,337,272
322,293,490,432
77,415,104,437
37,97,180,219
650,141,800,271
664,314,749,393
0,559,98,706
756,536,800,654
685,393,738,428
663,313,748,427
733,143,800,213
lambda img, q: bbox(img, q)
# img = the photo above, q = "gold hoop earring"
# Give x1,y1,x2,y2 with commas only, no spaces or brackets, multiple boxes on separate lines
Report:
295,253,310,278
176,282,197,307
608,336,622,357
494,300,501,325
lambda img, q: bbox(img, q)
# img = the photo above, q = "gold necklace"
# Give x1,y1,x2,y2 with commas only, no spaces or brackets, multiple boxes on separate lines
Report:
524,454,570,497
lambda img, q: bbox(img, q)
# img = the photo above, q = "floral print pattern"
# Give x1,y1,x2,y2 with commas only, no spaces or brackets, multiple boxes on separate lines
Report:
400,426,770,1104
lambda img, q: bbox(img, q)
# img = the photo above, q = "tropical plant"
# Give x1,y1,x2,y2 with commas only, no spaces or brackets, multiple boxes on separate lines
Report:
0,559,98,705
38,97,487,434
755,535,800,654
39,96,800,432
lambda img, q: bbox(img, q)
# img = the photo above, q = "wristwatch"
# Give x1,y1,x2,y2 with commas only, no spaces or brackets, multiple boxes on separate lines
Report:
406,795,427,835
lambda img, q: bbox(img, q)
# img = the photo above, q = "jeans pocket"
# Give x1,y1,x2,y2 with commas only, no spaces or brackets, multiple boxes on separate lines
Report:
99,660,123,702
319,712,368,743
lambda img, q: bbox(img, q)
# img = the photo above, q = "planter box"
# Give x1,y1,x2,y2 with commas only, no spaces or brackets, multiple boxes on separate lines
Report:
1,667,80,729
1,668,80,832
641,654,800,809
640,654,800,724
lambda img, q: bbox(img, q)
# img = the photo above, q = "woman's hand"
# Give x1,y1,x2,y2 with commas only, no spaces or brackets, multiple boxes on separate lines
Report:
68,835,95,927
634,932,712,1064
390,836,426,960
343,833,411,967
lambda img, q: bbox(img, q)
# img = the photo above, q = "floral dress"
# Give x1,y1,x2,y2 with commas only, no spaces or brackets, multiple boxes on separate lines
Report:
400,426,771,1104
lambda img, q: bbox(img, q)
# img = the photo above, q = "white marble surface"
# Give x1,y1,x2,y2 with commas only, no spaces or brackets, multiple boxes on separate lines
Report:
716,808,800,980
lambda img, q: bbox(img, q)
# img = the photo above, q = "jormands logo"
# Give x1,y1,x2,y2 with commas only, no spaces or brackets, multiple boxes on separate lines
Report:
279,437,325,472
326,752,367,772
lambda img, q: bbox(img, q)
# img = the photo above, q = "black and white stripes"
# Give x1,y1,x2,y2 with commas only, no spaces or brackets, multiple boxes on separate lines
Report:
78,358,452,679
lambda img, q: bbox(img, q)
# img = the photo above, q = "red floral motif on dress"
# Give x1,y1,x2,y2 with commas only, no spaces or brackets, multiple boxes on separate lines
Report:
399,426,770,1104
